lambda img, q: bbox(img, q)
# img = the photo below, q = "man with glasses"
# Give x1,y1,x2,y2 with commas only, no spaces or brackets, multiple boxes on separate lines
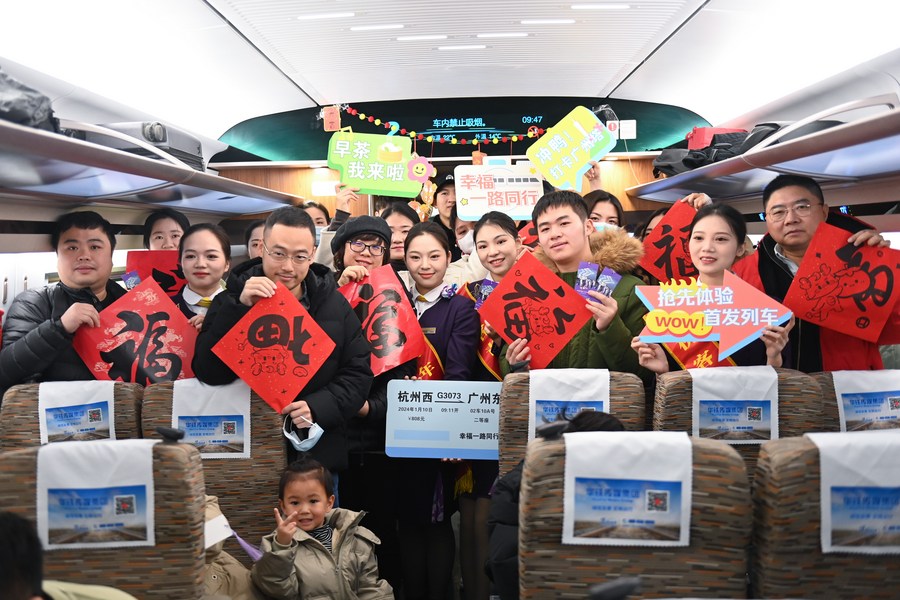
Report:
733,174,891,372
194,206,373,474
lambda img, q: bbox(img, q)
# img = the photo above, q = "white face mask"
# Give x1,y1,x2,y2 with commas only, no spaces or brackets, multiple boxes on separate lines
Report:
282,415,324,452
593,221,620,233
457,229,475,255
314,226,325,246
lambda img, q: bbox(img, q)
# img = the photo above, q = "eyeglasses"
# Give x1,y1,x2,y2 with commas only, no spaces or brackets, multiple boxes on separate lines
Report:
263,242,311,265
348,240,386,256
766,201,820,222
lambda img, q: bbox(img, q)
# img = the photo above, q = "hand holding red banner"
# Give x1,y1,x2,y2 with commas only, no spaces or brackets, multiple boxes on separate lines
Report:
783,222,900,342
212,283,336,412
639,201,699,283
125,250,186,298
339,265,425,376
478,251,591,369
74,278,196,385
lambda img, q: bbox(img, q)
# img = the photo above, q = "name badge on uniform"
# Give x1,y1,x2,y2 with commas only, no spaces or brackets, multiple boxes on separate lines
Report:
421,327,437,335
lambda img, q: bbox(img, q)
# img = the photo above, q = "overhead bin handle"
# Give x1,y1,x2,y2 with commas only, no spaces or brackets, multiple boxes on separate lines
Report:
57,119,193,170
745,92,900,153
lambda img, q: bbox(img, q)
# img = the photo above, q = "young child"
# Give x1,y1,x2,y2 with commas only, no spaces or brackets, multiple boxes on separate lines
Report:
176,223,231,330
251,456,393,600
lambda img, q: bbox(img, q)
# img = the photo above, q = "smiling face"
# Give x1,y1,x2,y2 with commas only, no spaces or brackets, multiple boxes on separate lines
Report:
181,229,230,297
475,223,521,280
57,227,114,296
689,214,744,286
385,212,415,261
341,235,386,270
536,205,594,272
148,217,184,250
405,232,451,294
262,223,316,298
279,476,334,532
765,185,828,256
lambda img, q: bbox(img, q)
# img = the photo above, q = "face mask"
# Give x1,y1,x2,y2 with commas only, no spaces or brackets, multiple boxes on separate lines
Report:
282,415,324,452
593,221,620,233
314,226,325,246
457,229,475,255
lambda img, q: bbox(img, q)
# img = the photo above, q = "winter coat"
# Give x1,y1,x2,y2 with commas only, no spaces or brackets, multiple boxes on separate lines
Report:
732,213,898,372
0,280,127,394
204,496,262,600
251,508,394,600
192,258,374,472
499,228,651,381
486,461,523,600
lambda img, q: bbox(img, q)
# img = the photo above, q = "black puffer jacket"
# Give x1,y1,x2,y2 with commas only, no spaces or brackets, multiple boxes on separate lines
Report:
0,281,127,395
486,461,523,600
192,258,374,472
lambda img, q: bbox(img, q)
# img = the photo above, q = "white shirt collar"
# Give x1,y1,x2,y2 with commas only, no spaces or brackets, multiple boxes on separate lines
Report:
181,285,224,315
772,243,800,276
413,285,445,317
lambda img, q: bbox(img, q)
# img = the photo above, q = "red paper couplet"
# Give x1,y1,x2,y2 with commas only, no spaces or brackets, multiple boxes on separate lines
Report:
73,278,197,385
639,201,699,283
478,251,591,369
125,250,186,298
339,265,425,376
212,283,337,413
783,222,900,342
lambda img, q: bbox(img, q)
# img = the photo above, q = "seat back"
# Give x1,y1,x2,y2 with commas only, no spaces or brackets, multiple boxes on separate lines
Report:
0,382,143,450
753,437,900,599
141,381,286,552
498,371,645,477
0,442,206,600
519,436,751,598
810,372,846,432
653,367,824,477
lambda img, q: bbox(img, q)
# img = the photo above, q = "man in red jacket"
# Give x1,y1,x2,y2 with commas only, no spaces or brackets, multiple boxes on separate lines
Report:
732,174,893,372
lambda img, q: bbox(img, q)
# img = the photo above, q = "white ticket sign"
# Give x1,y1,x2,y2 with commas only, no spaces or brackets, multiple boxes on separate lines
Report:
454,163,544,222
386,380,502,459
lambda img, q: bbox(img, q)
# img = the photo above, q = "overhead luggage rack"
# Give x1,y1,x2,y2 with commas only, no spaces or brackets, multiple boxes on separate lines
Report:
0,119,300,216
627,94,900,203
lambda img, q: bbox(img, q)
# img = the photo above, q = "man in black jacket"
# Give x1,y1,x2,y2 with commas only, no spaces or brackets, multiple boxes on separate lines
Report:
0,211,126,396
193,206,373,473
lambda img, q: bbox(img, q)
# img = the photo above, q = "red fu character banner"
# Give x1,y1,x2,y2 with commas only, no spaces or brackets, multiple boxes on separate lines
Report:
639,201,698,283
339,265,425,376
74,278,197,386
478,251,591,369
784,222,900,342
125,250,186,299
212,283,336,413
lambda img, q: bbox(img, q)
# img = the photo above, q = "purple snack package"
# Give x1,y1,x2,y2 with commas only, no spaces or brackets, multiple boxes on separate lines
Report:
574,262,621,300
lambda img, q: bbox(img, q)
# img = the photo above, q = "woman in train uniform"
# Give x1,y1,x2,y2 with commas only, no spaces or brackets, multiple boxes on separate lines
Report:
453,211,526,600
175,223,230,330
401,220,480,600
631,203,793,372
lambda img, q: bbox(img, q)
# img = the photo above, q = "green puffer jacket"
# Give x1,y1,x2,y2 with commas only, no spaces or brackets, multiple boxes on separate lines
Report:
500,228,651,382
251,508,393,600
